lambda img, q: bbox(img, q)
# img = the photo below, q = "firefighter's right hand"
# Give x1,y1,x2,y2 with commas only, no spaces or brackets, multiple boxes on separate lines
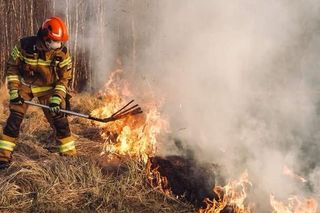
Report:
9,89,24,105
49,96,61,113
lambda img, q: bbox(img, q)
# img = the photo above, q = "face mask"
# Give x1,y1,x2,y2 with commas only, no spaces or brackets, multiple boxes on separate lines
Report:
45,40,62,50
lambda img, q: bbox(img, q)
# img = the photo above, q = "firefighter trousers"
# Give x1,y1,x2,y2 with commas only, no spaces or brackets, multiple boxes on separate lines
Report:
0,85,76,162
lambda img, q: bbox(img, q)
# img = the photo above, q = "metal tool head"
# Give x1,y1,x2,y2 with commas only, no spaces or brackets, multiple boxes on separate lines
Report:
91,100,143,123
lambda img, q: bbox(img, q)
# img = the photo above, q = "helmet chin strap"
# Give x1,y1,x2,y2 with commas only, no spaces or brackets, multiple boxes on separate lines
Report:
45,40,62,50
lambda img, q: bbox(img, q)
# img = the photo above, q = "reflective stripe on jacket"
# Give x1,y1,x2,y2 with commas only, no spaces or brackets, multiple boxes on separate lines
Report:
6,36,72,98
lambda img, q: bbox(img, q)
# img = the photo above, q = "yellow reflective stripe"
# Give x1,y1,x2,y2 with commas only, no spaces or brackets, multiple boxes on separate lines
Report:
9,90,19,99
7,75,20,82
22,57,37,65
19,54,53,66
59,141,75,153
49,96,61,104
0,140,16,152
11,49,19,57
11,46,22,60
37,59,52,66
22,58,52,66
12,46,21,55
59,57,72,68
7,75,19,79
11,46,63,66
12,46,20,53
55,85,66,94
31,86,53,94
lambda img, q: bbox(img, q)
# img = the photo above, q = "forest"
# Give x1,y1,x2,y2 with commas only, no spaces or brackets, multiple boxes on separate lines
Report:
0,0,157,91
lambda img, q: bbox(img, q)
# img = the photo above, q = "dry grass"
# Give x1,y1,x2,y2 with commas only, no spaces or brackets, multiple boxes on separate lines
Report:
0,90,195,213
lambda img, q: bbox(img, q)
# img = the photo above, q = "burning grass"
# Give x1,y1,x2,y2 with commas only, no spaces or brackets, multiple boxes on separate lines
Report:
0,68,221,212
0,88,194,212
1,69,319,212
270,195,318,213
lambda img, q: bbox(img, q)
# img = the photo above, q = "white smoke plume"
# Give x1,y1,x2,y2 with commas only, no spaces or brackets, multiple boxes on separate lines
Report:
53,0,320,211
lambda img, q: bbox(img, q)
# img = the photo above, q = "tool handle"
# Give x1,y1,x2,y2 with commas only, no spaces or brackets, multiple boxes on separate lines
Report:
24,100,90,118
24,100,142,123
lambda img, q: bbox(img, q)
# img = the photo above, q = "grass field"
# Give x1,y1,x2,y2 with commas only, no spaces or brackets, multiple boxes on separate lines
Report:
0,87,195,212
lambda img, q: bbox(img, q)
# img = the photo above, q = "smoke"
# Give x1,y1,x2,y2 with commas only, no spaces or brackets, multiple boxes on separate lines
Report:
54,0,320,210
136,0,320,210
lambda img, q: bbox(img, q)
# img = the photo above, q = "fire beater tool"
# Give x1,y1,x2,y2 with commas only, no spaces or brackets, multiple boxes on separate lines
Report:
24,99,143,123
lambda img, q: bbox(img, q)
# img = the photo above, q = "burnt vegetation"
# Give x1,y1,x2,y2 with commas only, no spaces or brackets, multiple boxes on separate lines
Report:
149,155,217,208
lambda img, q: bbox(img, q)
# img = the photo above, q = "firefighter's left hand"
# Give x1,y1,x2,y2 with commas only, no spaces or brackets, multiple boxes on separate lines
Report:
9,89,24,105
49,95,62,113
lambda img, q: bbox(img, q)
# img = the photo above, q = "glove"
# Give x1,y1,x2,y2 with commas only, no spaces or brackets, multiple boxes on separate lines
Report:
49,95,62,113
9,89,24,104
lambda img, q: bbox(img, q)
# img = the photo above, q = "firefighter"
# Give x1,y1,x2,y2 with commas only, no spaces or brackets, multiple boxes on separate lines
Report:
0,16,76,169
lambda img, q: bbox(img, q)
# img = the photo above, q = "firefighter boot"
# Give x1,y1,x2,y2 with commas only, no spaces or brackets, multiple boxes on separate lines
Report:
52,113,76,156
57,135,76,156
0,109,24,170
0,134,16,169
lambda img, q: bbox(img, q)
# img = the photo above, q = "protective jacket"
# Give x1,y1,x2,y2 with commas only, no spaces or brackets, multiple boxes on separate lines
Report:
7,36,72,99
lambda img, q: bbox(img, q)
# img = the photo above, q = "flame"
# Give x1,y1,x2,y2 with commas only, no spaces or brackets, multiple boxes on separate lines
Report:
88,70,319,212
91,69,168,163
199,171,252,213
92,69,173,198
270,195,318,213
274,166,318,212
145,158,173,196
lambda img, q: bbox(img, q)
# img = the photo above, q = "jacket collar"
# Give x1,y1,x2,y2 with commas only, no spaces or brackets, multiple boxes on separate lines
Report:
35,37,64,60
36,37,64,53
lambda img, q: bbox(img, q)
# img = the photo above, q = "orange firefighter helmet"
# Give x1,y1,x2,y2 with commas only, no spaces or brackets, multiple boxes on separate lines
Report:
40,16,69,42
